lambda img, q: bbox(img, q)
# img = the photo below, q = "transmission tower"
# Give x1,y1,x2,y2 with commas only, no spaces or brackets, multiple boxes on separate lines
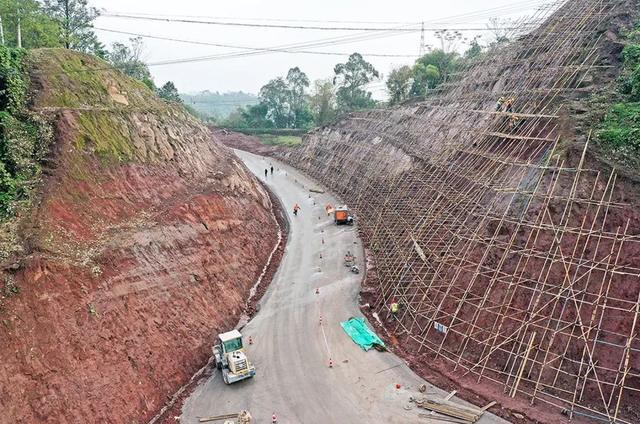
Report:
418,22,425,56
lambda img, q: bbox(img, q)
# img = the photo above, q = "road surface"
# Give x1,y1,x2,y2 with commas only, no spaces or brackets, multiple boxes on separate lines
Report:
181,150,508,424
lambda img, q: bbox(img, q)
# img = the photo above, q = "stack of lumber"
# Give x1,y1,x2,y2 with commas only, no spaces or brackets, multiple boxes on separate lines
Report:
414,391,493,424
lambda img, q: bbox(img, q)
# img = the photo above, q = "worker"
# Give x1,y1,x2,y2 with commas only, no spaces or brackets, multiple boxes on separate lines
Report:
264,169,268,178
293,203,301,216
505,97,515,113
390,299,399,319
270,165,274,175
495,96,505,111
508,114,520,129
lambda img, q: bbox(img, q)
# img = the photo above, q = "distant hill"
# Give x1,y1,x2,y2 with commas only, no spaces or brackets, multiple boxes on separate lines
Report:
180,91,259,119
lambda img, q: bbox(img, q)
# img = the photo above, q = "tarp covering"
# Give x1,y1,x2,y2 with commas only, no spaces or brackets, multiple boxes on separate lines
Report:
340,317,385,351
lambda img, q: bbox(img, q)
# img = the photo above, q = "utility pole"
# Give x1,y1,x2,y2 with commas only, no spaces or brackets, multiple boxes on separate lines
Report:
16,15,21,48
0,16,5,46
418,22,425,56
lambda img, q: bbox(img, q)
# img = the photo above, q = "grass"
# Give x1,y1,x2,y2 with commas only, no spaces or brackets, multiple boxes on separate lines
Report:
256,134,303,146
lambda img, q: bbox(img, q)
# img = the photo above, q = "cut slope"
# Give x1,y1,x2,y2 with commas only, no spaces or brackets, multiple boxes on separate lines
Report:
287,1,640,422
0,49,278,423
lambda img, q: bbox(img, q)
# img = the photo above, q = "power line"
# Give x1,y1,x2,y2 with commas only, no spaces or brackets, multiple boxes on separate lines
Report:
100,13,533,32
95,27,422,58
99,0,549,27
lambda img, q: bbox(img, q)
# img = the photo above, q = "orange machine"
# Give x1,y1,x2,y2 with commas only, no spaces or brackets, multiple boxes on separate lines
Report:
334,206,354,225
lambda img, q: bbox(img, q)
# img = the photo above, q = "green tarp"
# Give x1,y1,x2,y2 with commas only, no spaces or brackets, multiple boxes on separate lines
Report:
340,317,385,351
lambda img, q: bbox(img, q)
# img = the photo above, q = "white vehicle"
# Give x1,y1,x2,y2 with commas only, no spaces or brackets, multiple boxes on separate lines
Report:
213,329,256,384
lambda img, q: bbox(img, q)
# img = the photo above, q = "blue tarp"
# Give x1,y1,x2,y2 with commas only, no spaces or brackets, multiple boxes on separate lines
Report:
340,317,385,351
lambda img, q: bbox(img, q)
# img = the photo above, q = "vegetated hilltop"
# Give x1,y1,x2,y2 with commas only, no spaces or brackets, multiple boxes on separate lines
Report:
287,1,640,423
0,48,279,423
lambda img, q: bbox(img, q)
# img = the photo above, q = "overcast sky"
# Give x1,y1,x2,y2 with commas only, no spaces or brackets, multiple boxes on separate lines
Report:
88,0,551,97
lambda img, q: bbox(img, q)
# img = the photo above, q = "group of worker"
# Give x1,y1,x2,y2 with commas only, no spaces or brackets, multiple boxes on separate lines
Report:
264,166,274,178
495,95,521,129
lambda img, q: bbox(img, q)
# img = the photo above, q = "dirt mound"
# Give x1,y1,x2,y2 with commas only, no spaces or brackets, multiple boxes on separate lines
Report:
0,49,279,423
210,127,288,157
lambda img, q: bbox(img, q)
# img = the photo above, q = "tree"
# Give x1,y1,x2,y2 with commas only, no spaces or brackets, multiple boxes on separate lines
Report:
157,81,182,103
309,79,336,126
43,0,103,55
486,17,512,47
333,53,379,113
386,65,413,105
410,63,440,97
107,37,154,89
464,36,483,60
259,77,290,128
0,0,61,48
285,67,313,128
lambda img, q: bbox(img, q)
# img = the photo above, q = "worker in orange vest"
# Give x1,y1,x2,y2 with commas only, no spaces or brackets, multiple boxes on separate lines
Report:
293,203,301,216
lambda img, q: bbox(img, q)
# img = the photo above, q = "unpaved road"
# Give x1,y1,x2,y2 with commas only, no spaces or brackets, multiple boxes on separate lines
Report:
181,151,509,423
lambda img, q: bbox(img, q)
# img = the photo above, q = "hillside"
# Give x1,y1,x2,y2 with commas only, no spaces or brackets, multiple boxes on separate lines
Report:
287,1,640,423
180,91,258,119
0,49,279,422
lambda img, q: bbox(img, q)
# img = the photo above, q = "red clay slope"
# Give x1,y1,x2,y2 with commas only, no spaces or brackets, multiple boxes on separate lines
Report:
0,49,278,423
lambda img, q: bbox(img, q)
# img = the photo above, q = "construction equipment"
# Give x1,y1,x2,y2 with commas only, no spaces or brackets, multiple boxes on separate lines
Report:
334,205,354,225
213,330,256,384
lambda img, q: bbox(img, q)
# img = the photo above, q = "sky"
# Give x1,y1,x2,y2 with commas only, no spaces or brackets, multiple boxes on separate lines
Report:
88,0,553,98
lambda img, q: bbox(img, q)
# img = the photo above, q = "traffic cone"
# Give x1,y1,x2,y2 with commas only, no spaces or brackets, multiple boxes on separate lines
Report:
315,288,319,294
395,383,401,389
272,413,277,423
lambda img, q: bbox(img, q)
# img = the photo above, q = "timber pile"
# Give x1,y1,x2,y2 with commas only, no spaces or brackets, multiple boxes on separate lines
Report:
413,392,493,424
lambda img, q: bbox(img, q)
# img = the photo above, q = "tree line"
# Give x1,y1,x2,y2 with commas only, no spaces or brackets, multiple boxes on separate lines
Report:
222,31,505,130
0,0,182,103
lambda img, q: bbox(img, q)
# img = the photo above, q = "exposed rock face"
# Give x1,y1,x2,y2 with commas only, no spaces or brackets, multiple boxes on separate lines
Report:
0,49,278,422
287,1,640,423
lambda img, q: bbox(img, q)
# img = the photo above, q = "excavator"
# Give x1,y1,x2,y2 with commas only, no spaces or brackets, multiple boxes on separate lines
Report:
213,329,256,384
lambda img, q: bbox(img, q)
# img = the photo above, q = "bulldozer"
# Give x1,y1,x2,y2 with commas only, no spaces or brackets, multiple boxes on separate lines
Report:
213,329,256,384
334,206,354,225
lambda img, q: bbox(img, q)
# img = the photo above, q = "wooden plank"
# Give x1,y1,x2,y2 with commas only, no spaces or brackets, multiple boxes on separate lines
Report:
480,401,497,411
444,390,458,401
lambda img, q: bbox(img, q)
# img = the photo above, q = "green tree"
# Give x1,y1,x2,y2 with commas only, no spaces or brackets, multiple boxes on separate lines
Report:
107,37,154,89
285,67,313,128
157,81,182,103
410,63,440,97
0,0,61,48
464,36,483,60
259,77,290,128
309,79,336,126
333,53,379,113
386,65,413,105
43,0,104,55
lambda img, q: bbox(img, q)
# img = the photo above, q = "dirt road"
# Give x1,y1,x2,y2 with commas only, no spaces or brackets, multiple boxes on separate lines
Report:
180,150,508,423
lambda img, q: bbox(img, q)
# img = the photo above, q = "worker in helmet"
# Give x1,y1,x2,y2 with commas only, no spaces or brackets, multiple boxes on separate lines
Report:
293,203,301,216
495,96,505,111
390,300,399,320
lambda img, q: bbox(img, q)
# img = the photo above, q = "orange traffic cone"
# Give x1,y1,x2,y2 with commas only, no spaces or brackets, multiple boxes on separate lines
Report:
395,383,401,389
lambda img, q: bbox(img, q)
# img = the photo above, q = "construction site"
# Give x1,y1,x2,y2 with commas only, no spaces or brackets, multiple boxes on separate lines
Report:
286,0,640,422
0,0,639,423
